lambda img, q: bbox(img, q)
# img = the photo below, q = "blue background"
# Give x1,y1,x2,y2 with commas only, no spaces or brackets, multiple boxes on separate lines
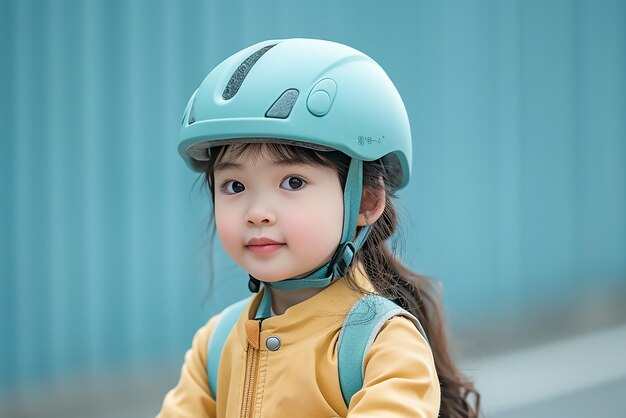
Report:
1,1,624,416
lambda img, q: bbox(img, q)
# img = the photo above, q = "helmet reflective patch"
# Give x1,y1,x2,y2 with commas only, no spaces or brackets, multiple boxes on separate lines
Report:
222,44,276,100
265,89,299,119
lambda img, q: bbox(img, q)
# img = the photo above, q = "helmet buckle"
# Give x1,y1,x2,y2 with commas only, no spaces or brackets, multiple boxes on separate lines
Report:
329,241,356,278
248,276,261,293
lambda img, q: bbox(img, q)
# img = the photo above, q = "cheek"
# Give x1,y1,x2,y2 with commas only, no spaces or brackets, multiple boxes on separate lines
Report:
288,194,344,249
215,202,240,253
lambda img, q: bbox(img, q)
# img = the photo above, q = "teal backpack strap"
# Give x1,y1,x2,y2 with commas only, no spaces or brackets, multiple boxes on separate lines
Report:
337,294,429,406
207,296,252,398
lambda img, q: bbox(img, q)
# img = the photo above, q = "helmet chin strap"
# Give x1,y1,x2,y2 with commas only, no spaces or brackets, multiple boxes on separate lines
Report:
248,158,371,293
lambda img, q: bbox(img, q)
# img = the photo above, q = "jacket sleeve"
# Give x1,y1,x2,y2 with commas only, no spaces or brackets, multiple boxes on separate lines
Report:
156,315,219,418
346,316,441,418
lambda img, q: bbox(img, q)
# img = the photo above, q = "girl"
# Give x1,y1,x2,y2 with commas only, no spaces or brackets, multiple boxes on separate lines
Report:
158,38,479,417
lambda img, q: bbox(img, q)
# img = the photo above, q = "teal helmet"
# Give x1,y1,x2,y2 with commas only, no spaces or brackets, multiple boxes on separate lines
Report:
179,38,412,190
178,38,413,292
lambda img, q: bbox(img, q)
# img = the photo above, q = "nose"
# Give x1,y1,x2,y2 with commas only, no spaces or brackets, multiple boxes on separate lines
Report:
246,206,276,226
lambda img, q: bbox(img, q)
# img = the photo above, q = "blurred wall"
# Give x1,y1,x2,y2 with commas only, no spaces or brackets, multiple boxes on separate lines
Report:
0,0,624,394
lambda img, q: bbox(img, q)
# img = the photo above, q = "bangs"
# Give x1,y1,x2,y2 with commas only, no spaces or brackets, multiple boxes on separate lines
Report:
206,142,350,191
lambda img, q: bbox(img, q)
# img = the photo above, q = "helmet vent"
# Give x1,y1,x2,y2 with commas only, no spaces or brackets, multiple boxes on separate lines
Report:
265,89,299,119
222,44,276,100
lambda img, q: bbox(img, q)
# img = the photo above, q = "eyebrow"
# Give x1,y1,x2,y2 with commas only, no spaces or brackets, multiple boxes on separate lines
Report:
213,158,315,172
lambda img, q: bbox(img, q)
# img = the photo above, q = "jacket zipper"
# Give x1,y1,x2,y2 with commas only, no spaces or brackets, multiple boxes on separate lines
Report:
241,322,261,418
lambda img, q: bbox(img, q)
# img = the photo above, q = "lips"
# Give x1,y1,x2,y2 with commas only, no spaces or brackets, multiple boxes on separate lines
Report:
246,237,285,254
246,237,284,246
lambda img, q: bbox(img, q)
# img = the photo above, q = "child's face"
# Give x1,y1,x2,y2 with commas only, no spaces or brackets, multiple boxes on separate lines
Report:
213,147,344,282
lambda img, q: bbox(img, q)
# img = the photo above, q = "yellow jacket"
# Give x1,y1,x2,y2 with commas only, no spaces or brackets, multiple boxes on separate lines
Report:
158,266,440,417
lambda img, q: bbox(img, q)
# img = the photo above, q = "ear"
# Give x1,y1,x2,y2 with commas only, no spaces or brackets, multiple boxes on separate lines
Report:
357,183,386,226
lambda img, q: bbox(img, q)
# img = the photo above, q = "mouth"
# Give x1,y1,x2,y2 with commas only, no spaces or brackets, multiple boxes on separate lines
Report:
246,237,286,254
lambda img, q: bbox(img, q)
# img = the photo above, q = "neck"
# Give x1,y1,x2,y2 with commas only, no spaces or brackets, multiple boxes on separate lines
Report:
268,285,327,315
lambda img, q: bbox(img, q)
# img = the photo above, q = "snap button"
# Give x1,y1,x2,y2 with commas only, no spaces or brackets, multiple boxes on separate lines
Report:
266,336,281,351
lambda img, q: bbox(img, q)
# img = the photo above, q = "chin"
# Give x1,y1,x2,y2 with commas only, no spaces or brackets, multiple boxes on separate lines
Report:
247,264,315,282
243,266,289,282
247,263,326,283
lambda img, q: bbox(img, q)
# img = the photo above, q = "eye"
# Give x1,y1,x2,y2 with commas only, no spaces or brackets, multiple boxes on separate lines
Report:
222,180,245,194
280,176,306,191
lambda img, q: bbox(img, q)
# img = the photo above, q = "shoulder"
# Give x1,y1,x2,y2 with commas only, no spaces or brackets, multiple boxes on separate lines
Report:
364,315,439,393
349,316,441,416
200,296,254,350
190,296,249,351
373,315,431,350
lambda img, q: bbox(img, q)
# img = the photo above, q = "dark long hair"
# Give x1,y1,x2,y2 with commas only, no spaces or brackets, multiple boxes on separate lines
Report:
202,142,480,418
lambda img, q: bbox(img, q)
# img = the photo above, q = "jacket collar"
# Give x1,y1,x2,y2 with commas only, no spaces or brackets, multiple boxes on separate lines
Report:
237,263,375,350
